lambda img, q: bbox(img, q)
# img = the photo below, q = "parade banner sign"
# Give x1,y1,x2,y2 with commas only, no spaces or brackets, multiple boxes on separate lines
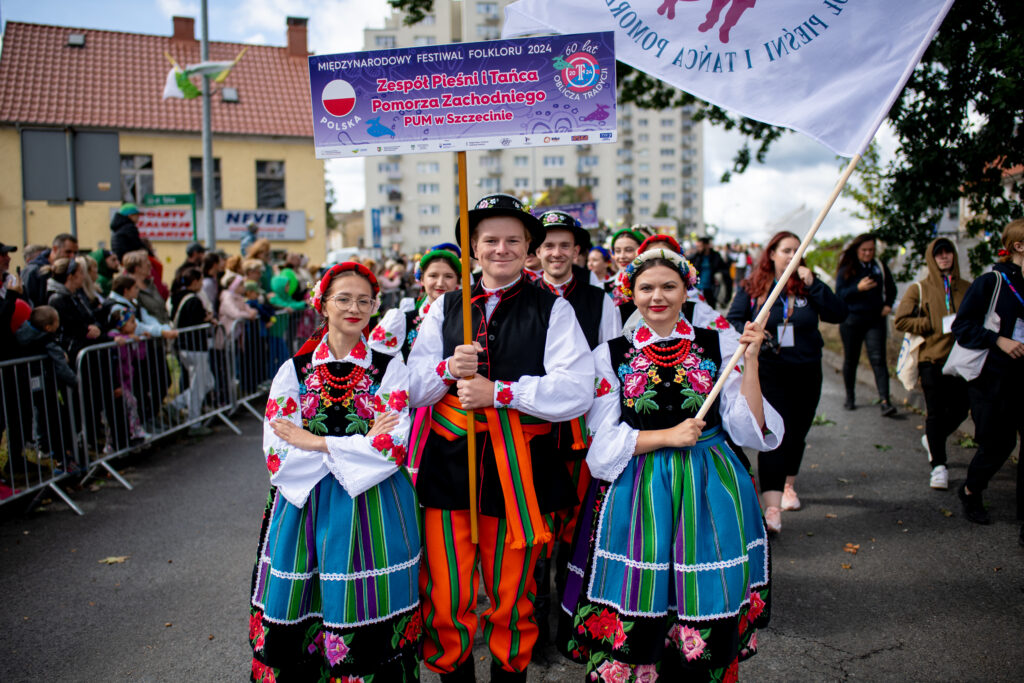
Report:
107,193,196,241
210,210,307,241
307,32,616,159
532,201,599,229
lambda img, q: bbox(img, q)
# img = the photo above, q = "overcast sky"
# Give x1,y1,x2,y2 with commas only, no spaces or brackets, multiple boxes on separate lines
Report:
2,0,890,242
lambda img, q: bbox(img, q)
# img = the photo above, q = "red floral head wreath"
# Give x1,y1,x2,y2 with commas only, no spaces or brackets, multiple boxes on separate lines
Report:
309,261,380,314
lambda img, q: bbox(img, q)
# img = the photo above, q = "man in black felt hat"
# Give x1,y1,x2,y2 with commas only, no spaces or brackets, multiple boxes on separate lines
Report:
408,193,595,682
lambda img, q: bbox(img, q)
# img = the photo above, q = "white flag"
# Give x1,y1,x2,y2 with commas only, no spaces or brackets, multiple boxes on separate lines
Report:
162,60,238,99
503,0,954,156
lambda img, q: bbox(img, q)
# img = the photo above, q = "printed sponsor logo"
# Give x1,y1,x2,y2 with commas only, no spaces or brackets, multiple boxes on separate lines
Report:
571,134,589,141
600,132,614,139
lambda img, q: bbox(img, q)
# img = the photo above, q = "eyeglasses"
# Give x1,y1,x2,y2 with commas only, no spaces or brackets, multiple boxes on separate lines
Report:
327,294,374,311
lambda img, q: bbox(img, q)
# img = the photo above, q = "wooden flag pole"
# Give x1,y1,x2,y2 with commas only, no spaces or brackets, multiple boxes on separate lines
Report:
695,153,862,421
456,150,479,543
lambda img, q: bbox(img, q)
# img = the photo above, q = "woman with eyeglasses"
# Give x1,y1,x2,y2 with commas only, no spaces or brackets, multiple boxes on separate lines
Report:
249,262,422,681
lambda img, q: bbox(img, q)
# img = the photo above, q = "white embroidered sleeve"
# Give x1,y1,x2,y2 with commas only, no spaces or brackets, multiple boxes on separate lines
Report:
406,298,454,408
513,297,595,422
585,343,638,482
368,306,407,357
263,361,329,508
598,293,623,344
716,328,784,451
322,358,410,498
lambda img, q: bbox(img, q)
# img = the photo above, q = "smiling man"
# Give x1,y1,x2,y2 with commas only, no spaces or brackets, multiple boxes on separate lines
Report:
408,193,595,682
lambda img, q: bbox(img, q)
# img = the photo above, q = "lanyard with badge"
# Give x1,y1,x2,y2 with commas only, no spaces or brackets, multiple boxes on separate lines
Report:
777,294,797,348
1000,272,1024,344
940,276,957,335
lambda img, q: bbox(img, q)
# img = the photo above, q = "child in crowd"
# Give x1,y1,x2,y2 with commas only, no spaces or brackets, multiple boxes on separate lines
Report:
105,305,150,446
242,280,276,393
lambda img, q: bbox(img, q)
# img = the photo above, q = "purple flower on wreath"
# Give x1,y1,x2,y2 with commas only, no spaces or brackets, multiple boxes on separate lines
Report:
323,631,350,667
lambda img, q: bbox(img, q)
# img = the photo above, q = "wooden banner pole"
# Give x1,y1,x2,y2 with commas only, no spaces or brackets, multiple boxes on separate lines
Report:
456,150,479,543
694,153,862,421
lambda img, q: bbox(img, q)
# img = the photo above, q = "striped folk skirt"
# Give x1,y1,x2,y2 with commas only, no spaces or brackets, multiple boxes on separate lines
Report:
249,472,423,682
559,427,770,680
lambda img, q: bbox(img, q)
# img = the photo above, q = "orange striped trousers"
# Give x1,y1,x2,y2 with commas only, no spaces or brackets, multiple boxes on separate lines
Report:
419,508,544,675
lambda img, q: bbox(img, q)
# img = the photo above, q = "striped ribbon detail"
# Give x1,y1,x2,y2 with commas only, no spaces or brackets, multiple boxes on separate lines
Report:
431,394,552,548
568,415,589,450
407,406,432,483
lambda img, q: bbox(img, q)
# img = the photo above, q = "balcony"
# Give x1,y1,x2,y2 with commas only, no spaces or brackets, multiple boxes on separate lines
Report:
486,165,503,176
483,13,501,25
387,169,402,182
387,190,402,202
577,164,594,175
576,144,592,153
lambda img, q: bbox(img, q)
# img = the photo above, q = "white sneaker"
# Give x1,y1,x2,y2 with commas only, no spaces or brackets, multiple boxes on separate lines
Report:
921,434,932,464
930,465,948,490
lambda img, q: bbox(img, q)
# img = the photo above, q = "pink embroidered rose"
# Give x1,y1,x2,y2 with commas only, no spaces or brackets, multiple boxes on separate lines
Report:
634,664,658,683
266,452,281,474
388,390,409,412
304,371,323,392
623,373,647,398
611,622,628,650
681,353,700,369
323,631,350,667
435,360,448,378
630,353,652,371
249,610,264,642
349,342,367,360
354,373,372,392
251,660,276,682
596,659,631,683
497,386,514,405
679,625,706,661
595,378,612,397
314,340,330,361
675,319,694,336
747,591,766,620
281,397,298,417
748,632,758,651
687,369,713,394
265,398,280,420
370,326,386,341
300,393,320,419
372,433,394,452
585,608,622,643
667,623,684,646
372,395,387,414
634,326,652,343
354,394,375,419
714,315,730,330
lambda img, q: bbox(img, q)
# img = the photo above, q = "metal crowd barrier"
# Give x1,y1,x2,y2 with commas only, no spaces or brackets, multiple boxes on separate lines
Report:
0,354,84,513
1,308,317,514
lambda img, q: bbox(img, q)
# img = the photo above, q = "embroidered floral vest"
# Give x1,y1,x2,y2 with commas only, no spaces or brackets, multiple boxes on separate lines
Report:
291,348,395,437
607,328,723,432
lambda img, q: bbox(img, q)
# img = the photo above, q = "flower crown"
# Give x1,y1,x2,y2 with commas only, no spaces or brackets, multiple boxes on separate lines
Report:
309,262,380,314
618,248,700,299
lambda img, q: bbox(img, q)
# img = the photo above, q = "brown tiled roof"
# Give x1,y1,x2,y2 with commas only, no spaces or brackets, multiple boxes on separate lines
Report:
0,21,312,137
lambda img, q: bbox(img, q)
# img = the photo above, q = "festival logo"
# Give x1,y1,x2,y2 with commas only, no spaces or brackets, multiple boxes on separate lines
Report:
657,0,758,44
553,38,610,101
322,79,357,117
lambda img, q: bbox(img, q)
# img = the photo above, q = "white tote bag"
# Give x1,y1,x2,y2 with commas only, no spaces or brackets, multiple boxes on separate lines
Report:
896,282,926,391
942,274,1002,382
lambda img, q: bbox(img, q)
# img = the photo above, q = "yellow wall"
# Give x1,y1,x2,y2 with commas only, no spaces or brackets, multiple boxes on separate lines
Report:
0,128,326,272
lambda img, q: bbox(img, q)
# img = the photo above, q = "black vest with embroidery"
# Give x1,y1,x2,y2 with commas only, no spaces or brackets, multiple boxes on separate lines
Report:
419,278,577,514
606,327,723,432
291,347,394,437
400,308,421,361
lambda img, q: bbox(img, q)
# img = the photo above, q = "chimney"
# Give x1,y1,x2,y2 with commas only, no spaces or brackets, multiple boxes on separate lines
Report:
172,16,195,43
287,17,308,57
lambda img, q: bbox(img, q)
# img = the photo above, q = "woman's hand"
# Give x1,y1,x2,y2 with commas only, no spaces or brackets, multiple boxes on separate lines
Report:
996,336,1024,359
665,418,705,449
86,324,101,339
272,418,326,452
448,341,483,378
857,276,877,292
797,265,814,286
367,411,399,439
740,321,765,361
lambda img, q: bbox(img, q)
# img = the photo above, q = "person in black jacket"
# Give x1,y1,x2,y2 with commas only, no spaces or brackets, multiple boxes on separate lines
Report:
23,233,78,306
835,233,897,415
688,236,730,309
728,231,848,533
110,203,147,260
951,219,1024,542
168,268,215,436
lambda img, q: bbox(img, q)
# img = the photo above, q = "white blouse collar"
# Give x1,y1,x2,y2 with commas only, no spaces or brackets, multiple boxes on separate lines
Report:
311,333,372,369
627,312,696,350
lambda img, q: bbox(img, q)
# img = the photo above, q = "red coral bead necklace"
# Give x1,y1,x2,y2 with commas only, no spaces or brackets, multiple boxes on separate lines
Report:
317,363,365,402
642,338,692,367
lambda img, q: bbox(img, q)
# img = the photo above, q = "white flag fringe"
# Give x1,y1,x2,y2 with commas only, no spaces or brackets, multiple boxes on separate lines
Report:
503,0,954,156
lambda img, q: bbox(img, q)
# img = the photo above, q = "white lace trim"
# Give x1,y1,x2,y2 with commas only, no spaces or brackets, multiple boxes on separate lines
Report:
594,538,765,573
253,599,420,629
567,562,584,578
626,313,696,350
266,551,421,582
311,334,372,369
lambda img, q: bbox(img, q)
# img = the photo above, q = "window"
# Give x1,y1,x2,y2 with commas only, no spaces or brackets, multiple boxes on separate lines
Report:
419,225,442,236
421,14,436,25
480,155,498,168
514,177,530,189
120,154,153,204
379,161,400,174
476,25,500,39
659,148,675,156
682,164,694,177
419,204,441,216
580,155,599,167
638,118,648,126
637,133,649,142
413,36,436,46
514,155,529,167
638,207,650,216
616,192,629,202
660,118,674,126
617,207,629,216
378,183,399,195
660,192,677,201
660,163,676,172
477,2,499,14
256,160,285,208
542,155,564,167
543,178,564,189
639,192,650,201
580,177,599,187
375,35,396,48
417,183,440,194
638,177,650,186
638,163,650,172
661,133,675,142
189,157,221,208
661,178,677,186
416,161,440,174
479,177,499,190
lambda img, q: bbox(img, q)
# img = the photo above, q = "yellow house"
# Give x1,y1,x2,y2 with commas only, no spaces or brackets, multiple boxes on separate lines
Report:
0,16,326,270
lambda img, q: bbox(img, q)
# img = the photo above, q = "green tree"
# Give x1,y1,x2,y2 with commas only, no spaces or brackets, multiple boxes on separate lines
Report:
536,185,592,207
653,202,671,218
325,180,339,232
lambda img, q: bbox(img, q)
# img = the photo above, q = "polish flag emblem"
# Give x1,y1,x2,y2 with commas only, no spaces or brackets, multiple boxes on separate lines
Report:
322,79,357,117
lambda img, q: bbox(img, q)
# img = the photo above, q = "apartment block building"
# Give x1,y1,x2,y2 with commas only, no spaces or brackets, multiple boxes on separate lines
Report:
362,1,703,252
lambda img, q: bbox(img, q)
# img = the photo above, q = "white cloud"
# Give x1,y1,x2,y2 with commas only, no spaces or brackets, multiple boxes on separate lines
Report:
326,158,369,213
156,0,199,19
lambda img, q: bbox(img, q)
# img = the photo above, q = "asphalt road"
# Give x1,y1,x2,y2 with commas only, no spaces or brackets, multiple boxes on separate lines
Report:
2,366,1021,682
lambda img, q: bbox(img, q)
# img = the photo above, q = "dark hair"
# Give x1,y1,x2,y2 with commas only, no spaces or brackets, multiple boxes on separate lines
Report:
421,253,458,276
931,238,955,256
52,233,77,248
30,305,58,329
174,267,202,292
629,257,685,288
837,233,877,279
740,231,808,302
202,251,222,277
111,274,138,295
